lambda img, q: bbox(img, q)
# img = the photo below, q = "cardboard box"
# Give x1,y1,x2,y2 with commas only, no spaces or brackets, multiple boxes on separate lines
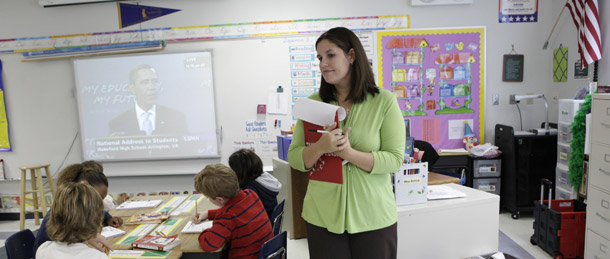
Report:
394,162,428,206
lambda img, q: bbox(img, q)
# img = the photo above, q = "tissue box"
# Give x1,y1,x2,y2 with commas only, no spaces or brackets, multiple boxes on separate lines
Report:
394,162,428,206
276,136,292,161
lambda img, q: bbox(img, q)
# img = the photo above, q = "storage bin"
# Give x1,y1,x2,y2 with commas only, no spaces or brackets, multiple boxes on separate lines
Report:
394,162,428,206
531,179,586,259
555,164,572,191
558,99,584,123
473,178,501,195
276,136,292,161
557,143,571,166
557,122,573,144
473,159,501,178
556,185,577,200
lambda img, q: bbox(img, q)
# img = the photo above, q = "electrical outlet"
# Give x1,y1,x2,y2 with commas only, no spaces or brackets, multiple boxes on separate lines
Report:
509,94,516,104
492,94,499,105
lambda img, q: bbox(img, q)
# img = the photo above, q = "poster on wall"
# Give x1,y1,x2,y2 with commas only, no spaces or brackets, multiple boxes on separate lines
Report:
499,0,538,23
377,27,485,150
0,60,11,152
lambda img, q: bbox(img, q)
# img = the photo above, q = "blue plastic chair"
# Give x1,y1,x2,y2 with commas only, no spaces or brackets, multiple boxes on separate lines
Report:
258,231,287,259
5,229,35,259
270,199,285,236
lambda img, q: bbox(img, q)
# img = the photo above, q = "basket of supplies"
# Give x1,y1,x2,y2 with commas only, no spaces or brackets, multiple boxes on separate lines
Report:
530,179,586,259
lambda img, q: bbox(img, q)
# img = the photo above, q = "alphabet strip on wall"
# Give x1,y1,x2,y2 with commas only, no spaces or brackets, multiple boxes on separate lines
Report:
0,15,410,54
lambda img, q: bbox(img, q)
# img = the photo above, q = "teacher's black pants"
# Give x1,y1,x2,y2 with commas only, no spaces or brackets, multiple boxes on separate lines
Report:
305,221,397,259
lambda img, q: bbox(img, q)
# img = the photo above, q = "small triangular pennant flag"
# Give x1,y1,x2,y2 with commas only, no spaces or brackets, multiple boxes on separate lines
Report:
118,3,180,29
419,40,429,47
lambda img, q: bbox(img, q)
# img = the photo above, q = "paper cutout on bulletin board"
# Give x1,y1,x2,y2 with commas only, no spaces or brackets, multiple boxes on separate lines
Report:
0,60,11,152
377,27,485,150
118,3,180,29
0,15,409,54
553,47,568,82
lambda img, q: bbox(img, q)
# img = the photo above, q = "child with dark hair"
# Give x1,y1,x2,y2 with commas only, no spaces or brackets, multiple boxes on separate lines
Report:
36,182,110,259
33,162,122,257
228,149,281,219
81,160,117,210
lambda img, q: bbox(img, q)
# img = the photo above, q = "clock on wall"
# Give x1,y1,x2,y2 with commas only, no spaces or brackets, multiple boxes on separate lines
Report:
411,0,473,6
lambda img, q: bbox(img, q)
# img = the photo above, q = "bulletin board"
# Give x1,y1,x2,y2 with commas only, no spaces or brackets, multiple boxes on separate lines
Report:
377,27,485,149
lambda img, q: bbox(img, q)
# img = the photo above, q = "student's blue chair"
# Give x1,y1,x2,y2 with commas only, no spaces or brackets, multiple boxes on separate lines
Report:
270,199,285,236
5,229,35,259
258,231,287,259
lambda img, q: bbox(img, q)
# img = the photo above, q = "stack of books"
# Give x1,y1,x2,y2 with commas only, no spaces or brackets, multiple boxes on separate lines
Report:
125,212,169,225
131,234,181,251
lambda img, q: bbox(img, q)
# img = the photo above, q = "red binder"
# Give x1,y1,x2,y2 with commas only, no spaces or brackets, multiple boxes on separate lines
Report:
302,111,343,184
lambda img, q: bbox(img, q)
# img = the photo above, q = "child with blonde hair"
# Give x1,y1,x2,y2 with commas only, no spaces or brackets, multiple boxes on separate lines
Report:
192,164,273,259
36,182,110,259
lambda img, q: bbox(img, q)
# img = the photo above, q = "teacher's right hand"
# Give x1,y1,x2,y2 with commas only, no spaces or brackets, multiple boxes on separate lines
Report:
316,123,344,153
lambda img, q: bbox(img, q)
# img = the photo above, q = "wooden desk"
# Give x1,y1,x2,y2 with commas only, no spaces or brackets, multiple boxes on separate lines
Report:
107,194,220,259
272,158,308,240
428,172,460,185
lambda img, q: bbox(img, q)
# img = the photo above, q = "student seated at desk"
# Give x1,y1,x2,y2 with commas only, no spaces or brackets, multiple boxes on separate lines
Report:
192,164,273,259
229,149,282,219
33,162,122,257
36,182,111,259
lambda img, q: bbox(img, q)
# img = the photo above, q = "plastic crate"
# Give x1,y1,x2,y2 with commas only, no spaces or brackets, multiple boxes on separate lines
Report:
530,179,586,259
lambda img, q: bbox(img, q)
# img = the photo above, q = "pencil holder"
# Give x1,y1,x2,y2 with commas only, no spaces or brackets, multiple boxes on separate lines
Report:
393,162,428,206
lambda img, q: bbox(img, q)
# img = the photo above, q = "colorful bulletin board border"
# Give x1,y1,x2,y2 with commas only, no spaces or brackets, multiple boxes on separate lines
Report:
0,15,409,54
0,60,11,152
377,27,485,149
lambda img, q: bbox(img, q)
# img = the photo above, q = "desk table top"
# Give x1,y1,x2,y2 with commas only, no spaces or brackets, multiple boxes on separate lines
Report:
107,194,220,257
428,172,460,185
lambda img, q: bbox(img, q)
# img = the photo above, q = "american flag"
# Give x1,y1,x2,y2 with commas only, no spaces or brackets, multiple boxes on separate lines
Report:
566,0,602,68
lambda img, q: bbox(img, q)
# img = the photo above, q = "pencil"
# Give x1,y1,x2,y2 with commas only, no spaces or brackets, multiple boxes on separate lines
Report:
308,129,344,135
195,196,198,213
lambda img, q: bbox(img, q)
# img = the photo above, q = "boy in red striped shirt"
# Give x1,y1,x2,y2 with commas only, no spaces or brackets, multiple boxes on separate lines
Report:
192,164,273,259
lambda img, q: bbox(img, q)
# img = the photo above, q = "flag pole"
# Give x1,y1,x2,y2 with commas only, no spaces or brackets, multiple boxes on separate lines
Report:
543,0,570,50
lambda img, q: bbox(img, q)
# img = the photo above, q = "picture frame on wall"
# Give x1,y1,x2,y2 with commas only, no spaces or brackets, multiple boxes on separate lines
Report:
574,59,589,79
502,54,524,82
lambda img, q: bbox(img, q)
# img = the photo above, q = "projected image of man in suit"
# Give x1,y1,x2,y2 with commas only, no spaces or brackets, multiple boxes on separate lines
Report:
108,64,187,137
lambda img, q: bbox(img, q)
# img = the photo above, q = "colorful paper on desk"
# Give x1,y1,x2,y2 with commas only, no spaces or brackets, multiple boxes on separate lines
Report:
150,218,184,236
292,98,346,126
170,195,202,216
116,224,158,245
155,196,188,213
116,199,163,210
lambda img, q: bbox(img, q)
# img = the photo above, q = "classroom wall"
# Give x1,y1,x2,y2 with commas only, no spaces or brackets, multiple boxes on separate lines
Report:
0,0,585,194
